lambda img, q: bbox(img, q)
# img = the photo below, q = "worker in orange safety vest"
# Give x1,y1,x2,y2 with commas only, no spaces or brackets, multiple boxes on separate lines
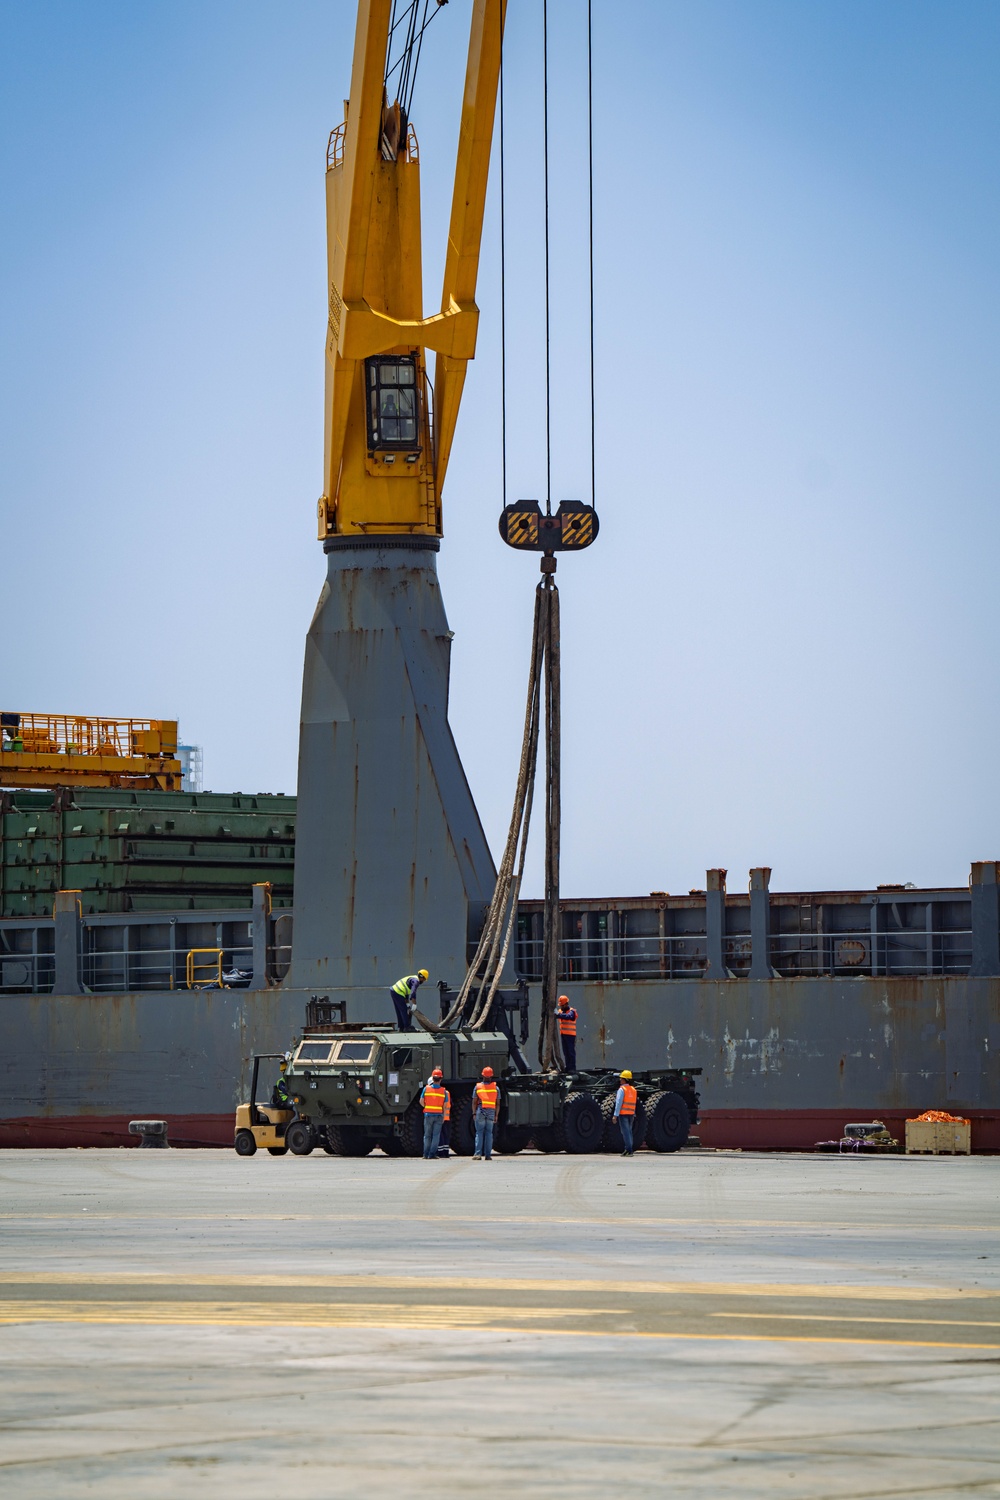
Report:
472,1067,499,1160
556,994,578,1070
419,1068,450,1159
613,1070,637,1156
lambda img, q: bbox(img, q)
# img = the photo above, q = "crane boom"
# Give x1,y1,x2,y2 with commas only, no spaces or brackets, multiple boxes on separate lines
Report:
319,0,505,541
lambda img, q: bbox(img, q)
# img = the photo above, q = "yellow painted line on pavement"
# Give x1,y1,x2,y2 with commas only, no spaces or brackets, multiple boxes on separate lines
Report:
0,1272,995,1301
0,1301,616,1329
0,1302,998,1351
714,1312,1000,1328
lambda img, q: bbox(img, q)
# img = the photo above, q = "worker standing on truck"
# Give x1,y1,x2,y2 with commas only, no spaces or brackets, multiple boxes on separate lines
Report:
614,1070,637,1156
419,1068,450,1159
390,969,429,1031
472,1066,499,1161
556,995,578,1070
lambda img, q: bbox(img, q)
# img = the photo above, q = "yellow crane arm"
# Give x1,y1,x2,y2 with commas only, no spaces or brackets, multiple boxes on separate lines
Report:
320,0,505,542
434,0,506,495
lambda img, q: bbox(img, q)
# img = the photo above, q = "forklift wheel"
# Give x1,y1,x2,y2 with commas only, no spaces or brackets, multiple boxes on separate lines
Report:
286,1121,315,1155
266,1146,288,1156
234,1130,257,1157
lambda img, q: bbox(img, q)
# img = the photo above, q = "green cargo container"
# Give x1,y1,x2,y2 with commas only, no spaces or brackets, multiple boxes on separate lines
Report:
0,788,296,916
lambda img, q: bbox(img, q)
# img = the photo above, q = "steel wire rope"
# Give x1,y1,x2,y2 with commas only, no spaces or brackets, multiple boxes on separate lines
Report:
543,0,552,515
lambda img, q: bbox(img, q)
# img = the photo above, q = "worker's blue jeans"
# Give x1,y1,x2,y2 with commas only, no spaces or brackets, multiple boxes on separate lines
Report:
422,1113,443,1159
561,1035,577,1070
474,1108,495,1158
390,991,413,1031
618,1115,634,1153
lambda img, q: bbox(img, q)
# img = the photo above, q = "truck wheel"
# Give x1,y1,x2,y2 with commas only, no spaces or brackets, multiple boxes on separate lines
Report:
599,1095,648,1152
645,1091,689,1152
555,1092,603,1154
320,1130,337,1155
326,1126,374,1157
449,1096,476,1156
234,1130,257,1157
380,1136,406,1156
531,1127,561,1152
494,1126,530,1154
266,1146,288,1156
286,1121,315,1156
399,1101,425,1157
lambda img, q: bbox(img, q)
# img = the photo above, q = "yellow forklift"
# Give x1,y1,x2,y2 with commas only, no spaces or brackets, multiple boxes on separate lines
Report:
234,1053,295,1156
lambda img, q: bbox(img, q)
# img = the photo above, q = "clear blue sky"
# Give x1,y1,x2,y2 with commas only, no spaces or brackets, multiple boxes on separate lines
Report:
2,0,999,898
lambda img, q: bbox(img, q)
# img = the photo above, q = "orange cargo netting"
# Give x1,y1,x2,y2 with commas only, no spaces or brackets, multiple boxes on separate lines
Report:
910,1110,970,1124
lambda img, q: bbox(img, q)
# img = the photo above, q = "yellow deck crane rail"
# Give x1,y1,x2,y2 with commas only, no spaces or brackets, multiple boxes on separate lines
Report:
0,712,181,790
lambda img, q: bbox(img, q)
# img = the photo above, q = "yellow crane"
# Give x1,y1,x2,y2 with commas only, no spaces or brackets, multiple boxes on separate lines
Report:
318,0,504,542
290,0,507,994
0,713,181,790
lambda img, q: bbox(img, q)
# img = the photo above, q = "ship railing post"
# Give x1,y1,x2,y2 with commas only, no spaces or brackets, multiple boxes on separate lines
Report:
969,861,1000,976
250,882,272,990
705,868,733,979
52,890,82,995
749,867,776,979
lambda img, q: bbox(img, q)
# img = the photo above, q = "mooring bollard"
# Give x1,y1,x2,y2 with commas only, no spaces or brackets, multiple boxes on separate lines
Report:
128,1119,169,1149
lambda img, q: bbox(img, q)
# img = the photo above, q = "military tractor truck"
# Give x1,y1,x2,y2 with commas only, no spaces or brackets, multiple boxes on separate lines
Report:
234,994,700,1158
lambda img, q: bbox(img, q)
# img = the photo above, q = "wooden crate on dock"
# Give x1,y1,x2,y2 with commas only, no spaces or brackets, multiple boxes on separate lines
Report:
905,1119,971,1155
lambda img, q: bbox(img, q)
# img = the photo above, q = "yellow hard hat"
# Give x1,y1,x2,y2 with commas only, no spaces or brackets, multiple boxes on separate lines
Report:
279,1060,288,1071
620,1070,633,1080
418,968,429,981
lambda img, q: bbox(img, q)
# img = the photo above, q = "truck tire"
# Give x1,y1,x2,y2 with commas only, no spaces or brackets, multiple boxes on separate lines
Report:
450,1096,476,1156
494,1126,530,1154
326,1126,374,1157
379,1136,406,1157
234,1130,257,1157
645,1091,689,1152
320,1130,338,1155
555,1092,603,1154
599,1095,648,1152
266,1146,288,1156
531,1127,561,1152
286,1121,315,1156
399,1101,425,1157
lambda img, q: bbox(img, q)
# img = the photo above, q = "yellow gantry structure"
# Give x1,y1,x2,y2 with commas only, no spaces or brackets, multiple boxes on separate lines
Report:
0,713,182,791
319,0,506,542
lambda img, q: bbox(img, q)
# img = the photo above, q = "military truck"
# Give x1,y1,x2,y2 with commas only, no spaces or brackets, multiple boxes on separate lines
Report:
236,1011,701,1158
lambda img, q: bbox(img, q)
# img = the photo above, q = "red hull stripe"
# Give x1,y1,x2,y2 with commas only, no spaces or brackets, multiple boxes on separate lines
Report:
1,1109,998,1151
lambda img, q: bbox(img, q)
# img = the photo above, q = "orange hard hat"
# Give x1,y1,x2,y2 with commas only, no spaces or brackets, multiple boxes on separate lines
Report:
557,994,569,1004
432,1067,443,1078
481,1066,494,1078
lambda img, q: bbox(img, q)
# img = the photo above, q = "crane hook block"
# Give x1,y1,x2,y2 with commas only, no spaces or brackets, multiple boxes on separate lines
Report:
498,500,599,553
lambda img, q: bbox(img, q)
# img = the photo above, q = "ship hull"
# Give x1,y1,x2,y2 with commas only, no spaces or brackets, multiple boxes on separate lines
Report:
3,974,997,1150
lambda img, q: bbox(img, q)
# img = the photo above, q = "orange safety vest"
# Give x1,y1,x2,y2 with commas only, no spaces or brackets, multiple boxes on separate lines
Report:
422,1085,447,1114
618,1083,637,1116
557,1006,577,1037
474,1081,499,1111
443,1092,451,1123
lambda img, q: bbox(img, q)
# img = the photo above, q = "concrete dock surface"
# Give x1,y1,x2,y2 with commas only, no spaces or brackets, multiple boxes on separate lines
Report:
1,1147,998,1498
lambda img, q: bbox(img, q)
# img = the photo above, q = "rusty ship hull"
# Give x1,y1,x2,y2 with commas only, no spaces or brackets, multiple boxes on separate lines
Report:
2,972,997,1152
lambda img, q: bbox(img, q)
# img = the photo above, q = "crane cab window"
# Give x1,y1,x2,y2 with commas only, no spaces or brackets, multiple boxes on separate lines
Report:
366,357,419,450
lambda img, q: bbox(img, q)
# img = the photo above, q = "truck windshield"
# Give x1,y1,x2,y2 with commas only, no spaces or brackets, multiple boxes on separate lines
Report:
296,1042,335,1063
335,1042,374,1064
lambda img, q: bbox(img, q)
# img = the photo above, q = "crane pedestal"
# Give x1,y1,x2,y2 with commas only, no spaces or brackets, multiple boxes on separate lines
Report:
288,539,496,997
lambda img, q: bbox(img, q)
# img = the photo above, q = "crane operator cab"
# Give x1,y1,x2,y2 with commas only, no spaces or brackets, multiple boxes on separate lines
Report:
233,1053,295,1156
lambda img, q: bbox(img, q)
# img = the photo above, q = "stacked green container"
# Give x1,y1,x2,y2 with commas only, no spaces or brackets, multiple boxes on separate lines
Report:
0,788,296,916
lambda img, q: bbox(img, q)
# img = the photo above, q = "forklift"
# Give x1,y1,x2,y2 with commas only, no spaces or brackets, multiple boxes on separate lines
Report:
234,1053,295,1156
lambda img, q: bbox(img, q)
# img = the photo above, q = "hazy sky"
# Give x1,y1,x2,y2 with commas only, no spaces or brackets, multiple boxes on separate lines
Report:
2,0,999,899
